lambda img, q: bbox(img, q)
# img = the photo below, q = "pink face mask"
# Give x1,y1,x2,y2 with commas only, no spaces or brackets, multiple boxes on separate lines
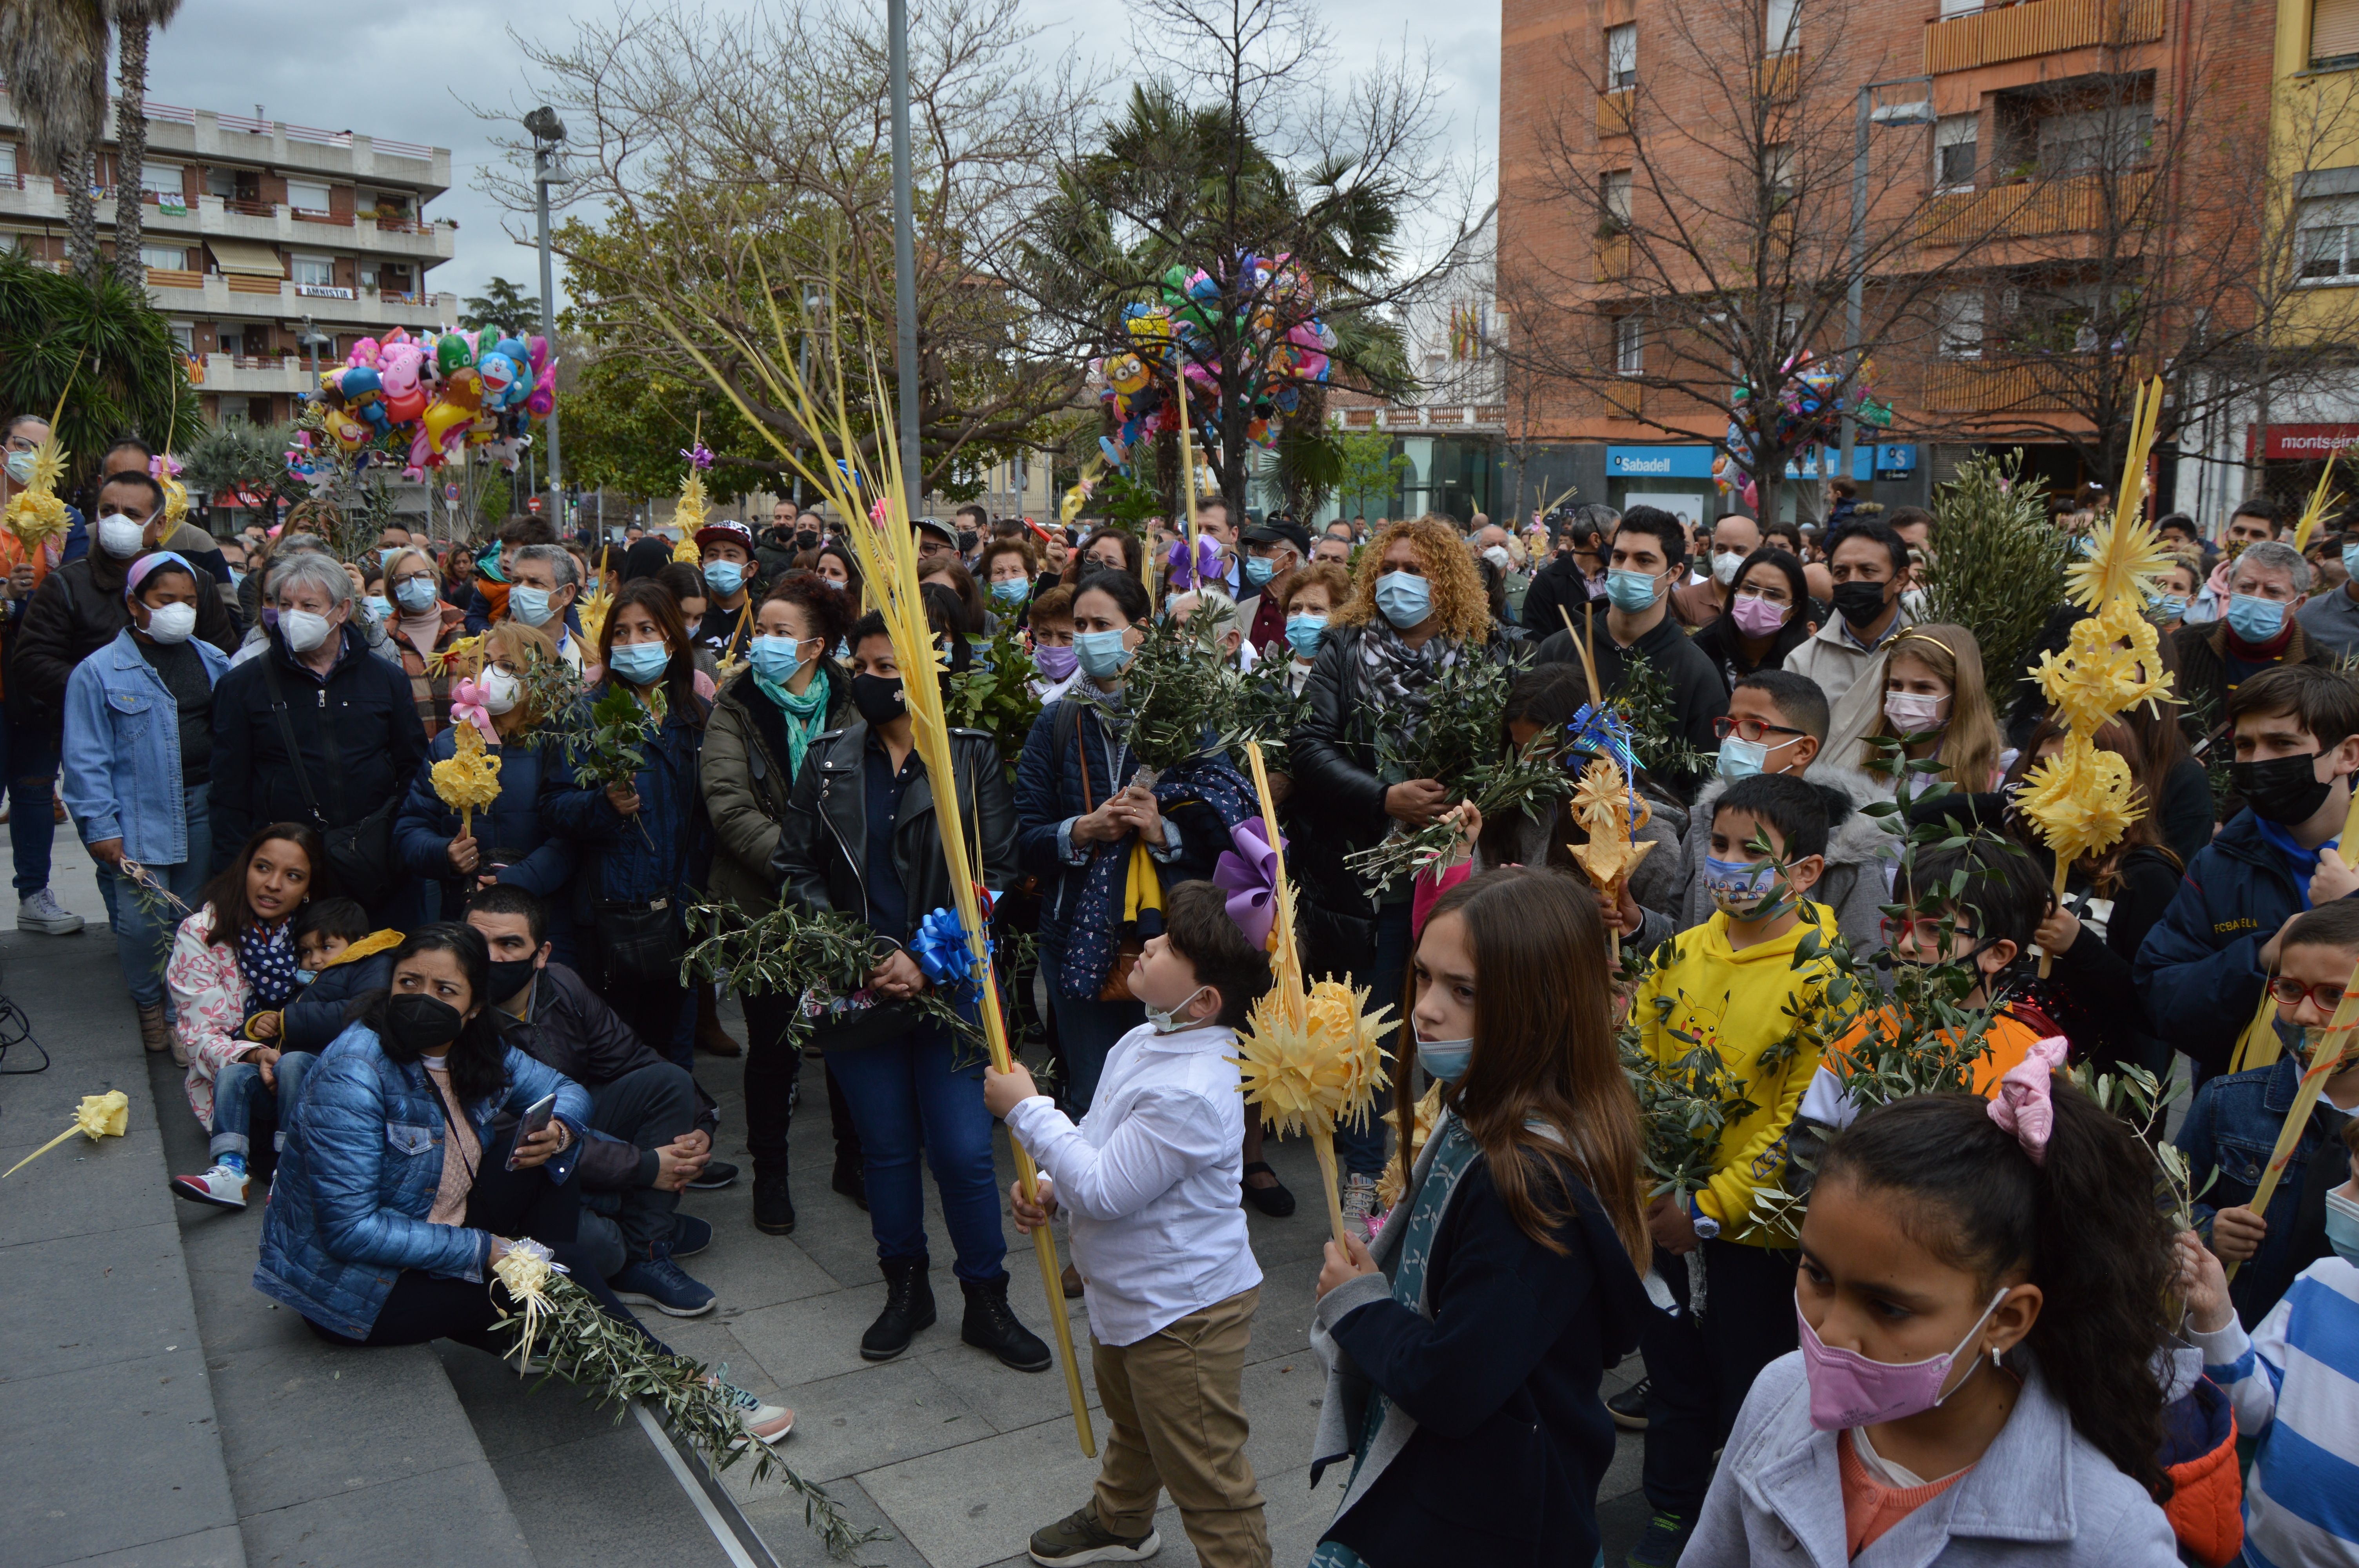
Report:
1795,1288,2009,1431
1732,594,1789,639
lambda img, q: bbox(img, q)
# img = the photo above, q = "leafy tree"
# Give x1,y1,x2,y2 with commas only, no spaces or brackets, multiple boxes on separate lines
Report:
1333,428,1407,516
460,277,543,339
0,250,197,484
182,418,298,508
1919,452,2066,711
557,346,768,503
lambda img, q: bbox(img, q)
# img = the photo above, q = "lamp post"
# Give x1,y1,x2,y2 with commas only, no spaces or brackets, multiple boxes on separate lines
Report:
888,0,921,511
524,106,568,526
1839,77,1935,491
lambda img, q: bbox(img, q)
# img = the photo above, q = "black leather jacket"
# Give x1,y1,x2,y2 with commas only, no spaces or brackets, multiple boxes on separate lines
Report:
767,719,1017,938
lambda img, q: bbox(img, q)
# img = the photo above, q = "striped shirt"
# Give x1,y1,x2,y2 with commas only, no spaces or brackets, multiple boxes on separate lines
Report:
2195,1257,2359,1566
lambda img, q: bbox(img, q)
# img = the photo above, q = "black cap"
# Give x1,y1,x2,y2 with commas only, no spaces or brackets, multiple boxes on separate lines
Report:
1241,518,1311,557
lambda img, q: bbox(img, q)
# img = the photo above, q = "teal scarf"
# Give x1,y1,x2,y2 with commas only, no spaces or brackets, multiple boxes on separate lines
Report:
754,669,831,775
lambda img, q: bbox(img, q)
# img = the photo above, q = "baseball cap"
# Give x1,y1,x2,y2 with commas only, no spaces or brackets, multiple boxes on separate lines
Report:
1240,518,1311,556
695,519,756,554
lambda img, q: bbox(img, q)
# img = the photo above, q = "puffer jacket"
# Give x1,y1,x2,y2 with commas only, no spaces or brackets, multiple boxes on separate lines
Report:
539,684,712,921
1632,764,1896,958
252,1020,590,1340
770,718,1017,937
2132,809,2317,1079
12,550,239,733
1287,620,1521,975
702,662,850,912
393,724,576,934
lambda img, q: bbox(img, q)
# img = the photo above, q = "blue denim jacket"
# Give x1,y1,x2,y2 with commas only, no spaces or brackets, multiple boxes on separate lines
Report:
253,1021,590,1340
60,627,228,862
2175,1054,2338,1327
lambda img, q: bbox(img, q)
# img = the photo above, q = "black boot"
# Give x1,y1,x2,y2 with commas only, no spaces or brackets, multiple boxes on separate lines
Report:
832,1153,868,1211
753,1166,796,1236
861,1256,936,1361
961,1275,1052,1373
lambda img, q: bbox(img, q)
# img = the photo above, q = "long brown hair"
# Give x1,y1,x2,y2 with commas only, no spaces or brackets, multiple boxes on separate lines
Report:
1405,867,1648,1265
196,822,331,946
1859,622,2006,789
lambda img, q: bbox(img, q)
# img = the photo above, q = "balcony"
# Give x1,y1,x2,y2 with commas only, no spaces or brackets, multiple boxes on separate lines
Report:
140,269,460,328
1922,356,2108,414
1597,87,1634,138
1918,169,2155,245
1595,232,1631,282
1753,51,1799,102
1925,0,2164,75
1603,377,1645,418
190,354,314,394
0,184,456,263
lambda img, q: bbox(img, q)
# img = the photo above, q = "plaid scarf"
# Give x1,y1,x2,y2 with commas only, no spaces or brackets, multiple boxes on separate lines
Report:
1356,620,1458,766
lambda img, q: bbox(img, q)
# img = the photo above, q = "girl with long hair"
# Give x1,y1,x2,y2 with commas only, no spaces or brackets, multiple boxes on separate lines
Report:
1691,546,1818,686
1308,867,1651,1568
1688,1082,2180,1564
1858,623,2008,790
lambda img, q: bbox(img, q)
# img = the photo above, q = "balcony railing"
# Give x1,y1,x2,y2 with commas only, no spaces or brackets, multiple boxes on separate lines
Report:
1595,232,1631,282
1753,51,1799,102
1918,169,2155,245
143,267,202,289
380,289,426,306
1596,87,1634,138
225,272,284,294
1603,378,1645,418
1925,0,2164,75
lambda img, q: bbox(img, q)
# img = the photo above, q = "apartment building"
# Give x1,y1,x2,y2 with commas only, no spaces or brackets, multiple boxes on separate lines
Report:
0,89,458,429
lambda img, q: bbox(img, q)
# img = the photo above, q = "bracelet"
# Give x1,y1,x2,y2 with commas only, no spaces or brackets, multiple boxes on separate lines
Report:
552,1121,571,1154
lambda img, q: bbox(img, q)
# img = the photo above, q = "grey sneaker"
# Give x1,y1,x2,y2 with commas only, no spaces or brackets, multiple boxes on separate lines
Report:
1028,1504,1160,1564
17,889,83,935
1340,1172,1380,1224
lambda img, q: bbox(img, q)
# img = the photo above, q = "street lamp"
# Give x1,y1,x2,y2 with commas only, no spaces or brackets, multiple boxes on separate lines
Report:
1839,77,1935,489
525,106,568,525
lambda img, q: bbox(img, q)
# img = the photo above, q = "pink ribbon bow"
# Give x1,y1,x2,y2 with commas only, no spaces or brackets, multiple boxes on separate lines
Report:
1986,1034,2070,1165
1212,817,1285,953
448,677,500,745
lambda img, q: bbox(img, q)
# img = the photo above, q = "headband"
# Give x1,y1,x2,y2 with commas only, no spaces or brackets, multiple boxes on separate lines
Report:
1891,631,1956,664
123,551,193,602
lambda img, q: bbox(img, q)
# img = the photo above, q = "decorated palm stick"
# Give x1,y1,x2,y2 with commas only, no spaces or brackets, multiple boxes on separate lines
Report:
2292,449,2343,555
1566,757,1656,913
3,1091,129,1178
431,720,504,842
2225,962,2359,1281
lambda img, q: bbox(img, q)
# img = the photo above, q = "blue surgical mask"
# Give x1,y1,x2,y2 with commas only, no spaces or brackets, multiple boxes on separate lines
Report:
227,566,245,588
1285,613,1327,659
2150,593,2187,622
509,585,556,627
1703,854,1782,913
990,578,1030,606
2346,541,2359,583
608,641,671,685
1074,627,1131,679
1374,570,1431,628
1716,735,1768,780
749,634,806,685
1415,1031,1474,1083
1243,555,1276,587
393,576,437,613
2327,1188,2359,1267
703,561,746,597
2226,592,2287,643
294,968,318,986
1605,568,1662,613
1143,985,1209,1035
362,594,391,622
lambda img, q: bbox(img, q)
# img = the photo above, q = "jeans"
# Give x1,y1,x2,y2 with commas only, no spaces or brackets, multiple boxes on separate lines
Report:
210,1053,316,1160
99,784,212,1009
585,1062,696,1259
4,717,58,897
1040,943,1145,1114
825,1014,1007,1284
1639,1240,1802,1517
1334,902,1414,1178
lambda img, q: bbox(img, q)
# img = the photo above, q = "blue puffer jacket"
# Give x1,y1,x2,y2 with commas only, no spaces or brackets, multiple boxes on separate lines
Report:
2132,809,2325,1078
253,1022,589,1339
2175,1053,2352,1327
393,726,577,926
538,686,712,921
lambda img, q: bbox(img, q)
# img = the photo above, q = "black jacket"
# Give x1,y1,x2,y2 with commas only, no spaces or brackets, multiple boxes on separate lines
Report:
207,623,429,872
1321,1158,1649,1568
497,960,718,1190
11,553,239,732
1287,622,1522,974
1688,606,1816,690
278,947,398,1055
1518,552,1599,639
769,719,1018,936
1532,603,1730,764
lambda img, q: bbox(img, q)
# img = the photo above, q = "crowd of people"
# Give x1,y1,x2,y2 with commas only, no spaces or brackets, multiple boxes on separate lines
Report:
15,422,2359,1568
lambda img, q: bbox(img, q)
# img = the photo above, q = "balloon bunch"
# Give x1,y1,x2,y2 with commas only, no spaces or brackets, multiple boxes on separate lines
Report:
1095,256,1334,475
1716,352,1888,506
299,326,558,484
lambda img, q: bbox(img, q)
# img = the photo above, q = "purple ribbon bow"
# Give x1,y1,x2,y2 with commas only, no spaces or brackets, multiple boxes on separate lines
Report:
680,443,715,470
1212,816,1285,952
1165,535,1227,592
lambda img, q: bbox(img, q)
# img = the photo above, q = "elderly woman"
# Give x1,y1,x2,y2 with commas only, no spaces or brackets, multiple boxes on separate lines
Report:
378,545,468,739
393,619,579,956
207,550,428,918
61,552,234,1055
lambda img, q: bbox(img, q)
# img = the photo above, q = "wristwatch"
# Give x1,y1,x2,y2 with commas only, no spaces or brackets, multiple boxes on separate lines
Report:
1688,1195,1721,1241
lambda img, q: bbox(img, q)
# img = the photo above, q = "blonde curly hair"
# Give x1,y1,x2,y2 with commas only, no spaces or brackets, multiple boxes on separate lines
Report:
1332,515,1492,644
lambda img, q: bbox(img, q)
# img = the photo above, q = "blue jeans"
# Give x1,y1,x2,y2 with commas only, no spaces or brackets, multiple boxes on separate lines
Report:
1040,943,1145,1114
824,1016,1007,1284
98,784,212,1009
1334,902,1414,1179
4,717,59,897
209,1053,316,1160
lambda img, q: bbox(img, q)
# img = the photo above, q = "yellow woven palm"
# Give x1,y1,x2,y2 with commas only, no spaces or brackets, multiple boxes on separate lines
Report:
158,469,190,528
1233,977,1394,1139
2030,598,2171,736
577,584,612,650
2017,735,2146,866
1565,757,1655,896
430,722,504,816
5,436,69,548
672,470,709,557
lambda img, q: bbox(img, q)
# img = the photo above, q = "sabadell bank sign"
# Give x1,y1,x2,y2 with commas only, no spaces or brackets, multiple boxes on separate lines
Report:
1606,446,1716,479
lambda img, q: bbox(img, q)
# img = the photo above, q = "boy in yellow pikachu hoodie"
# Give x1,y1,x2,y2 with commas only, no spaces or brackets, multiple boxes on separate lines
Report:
1622,771,1849,1566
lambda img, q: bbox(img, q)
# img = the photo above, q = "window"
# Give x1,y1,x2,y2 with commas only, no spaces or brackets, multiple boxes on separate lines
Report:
141,162,183,199
1606,24,1637,89
1614,315,1645,374
291,253,333,287
0,144,17,184
168,322,193,354
2037,105,2152,176
1936,114,1978,191
1767,143,1796,210
139,245,187,270
1766,0,1800,52
2316,0,2359,66
1940,0,1983,15
359,263,378,290
285,180,331,214
1937,291,1985,358
1601,169,1633,229
205,167,235,199
2301,194,2359,281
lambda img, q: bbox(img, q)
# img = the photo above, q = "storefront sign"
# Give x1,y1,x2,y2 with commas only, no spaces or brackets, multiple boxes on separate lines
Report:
2255,424,2359,461
1785,444,1917,481
1607,445,1716,479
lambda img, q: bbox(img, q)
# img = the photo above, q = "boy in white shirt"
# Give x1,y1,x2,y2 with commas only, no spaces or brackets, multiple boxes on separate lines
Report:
984,880,1272,1568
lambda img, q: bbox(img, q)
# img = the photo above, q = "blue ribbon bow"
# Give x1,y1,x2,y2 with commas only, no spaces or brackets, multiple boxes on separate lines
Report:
911,904,985,994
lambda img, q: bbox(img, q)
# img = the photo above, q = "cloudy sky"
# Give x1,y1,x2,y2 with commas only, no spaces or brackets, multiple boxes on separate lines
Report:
140,0,1500,311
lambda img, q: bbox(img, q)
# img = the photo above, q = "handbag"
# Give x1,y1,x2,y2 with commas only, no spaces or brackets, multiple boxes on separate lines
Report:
594,769,694,987
261,655,398,907
1073,712,1147,1002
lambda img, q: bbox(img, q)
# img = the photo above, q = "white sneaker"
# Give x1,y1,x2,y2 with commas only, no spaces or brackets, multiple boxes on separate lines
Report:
170,1164,249,1210
17,889,83,935
711,1370,794,1447
1340,1172,1380,1224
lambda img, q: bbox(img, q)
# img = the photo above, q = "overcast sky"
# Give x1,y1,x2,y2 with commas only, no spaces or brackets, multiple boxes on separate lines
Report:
138,0,1499,312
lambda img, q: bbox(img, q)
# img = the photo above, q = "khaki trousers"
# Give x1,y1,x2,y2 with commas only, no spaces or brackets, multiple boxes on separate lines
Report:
1090,1285,1269,1568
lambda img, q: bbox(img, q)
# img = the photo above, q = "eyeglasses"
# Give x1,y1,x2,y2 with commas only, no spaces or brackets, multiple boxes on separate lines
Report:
1879,915,1972,951
2268,976,2349,1011
1712,714,1807,743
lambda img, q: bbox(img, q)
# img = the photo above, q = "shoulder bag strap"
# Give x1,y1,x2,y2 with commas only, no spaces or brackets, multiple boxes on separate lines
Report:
259,653,331,829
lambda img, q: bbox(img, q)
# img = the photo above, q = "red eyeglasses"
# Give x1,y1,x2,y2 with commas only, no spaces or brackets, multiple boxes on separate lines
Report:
2268,976,2349,1011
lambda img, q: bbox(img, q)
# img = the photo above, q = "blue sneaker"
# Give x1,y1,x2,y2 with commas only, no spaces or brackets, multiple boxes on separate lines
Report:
611,1243,716,1317
670,1213,713,1258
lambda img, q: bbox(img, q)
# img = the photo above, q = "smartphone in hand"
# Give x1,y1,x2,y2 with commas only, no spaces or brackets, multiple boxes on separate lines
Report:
507,1093,559,1171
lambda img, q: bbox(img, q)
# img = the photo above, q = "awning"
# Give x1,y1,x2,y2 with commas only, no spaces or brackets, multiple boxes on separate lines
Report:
207,239,283,278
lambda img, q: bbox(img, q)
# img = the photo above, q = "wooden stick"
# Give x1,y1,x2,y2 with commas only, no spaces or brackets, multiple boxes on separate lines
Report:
1559,606,1605,710
460,805,472,842
1176,375,1201,572
2225,965,2359,1280
1309,1123,1351,1252
2038,859,2070,979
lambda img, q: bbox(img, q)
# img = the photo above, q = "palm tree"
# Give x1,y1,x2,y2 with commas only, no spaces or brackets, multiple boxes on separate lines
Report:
0,0,111,280
0,249,197,479
109,0,183,289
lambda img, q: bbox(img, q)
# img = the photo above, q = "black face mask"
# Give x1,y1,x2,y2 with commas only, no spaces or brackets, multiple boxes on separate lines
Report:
956,528,979,554
486,955,539,1005
382,993,465,1058
1830,580,1891,629
2233,751,2334,824
851,672,906,726
795,529,820,552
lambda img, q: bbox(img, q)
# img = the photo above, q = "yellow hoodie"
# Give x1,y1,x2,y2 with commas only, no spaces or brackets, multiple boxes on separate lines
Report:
1633,901,1837,1245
